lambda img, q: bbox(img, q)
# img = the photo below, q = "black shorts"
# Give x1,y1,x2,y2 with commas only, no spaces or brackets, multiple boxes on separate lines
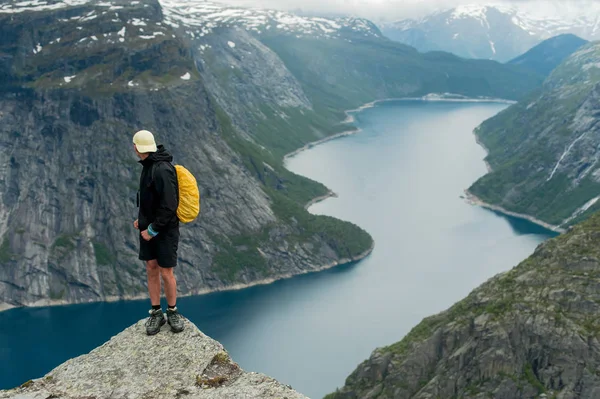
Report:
139,227,180,268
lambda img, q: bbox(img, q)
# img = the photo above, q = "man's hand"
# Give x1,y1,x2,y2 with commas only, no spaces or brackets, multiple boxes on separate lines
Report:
141,229,152,241
134,219,139,230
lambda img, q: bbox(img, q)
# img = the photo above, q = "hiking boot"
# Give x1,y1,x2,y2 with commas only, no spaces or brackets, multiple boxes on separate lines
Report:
145,309,166,336
166,307,185,333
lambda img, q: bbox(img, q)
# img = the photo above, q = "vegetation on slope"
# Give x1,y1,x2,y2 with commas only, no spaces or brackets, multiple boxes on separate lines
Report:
469,42,600,227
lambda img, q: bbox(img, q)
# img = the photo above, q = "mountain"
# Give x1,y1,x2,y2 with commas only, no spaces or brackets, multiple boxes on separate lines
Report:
382,4,600,62
0,318,308,397
508,34,589,76
326,206,600,399
0,0,542,310
468,41,600,230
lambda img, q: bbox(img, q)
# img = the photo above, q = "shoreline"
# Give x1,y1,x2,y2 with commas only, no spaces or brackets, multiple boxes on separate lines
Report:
463,191,565,233
304,190,339,210
473,129,493,173
284,94,516,162
283,128,361,162
0,242,375,313
469,127,565,234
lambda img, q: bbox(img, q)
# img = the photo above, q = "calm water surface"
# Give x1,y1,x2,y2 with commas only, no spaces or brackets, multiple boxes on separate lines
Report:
1,101,555,398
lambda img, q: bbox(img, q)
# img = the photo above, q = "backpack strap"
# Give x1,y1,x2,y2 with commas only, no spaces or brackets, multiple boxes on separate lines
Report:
150,161,176,186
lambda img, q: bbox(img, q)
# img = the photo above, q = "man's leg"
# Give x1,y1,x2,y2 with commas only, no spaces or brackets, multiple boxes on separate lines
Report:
146,260,161,307
157,228,184,332
160,267,177,308
145,259,165,336
160,266,184,333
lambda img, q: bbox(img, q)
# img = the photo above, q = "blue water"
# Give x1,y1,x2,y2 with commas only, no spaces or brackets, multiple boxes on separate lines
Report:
0,100,555,398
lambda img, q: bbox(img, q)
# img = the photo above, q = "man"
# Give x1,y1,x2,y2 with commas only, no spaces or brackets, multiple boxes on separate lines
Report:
132,129,185,335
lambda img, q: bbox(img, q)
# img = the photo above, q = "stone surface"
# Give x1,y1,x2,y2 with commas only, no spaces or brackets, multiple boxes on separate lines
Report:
0,318,308,399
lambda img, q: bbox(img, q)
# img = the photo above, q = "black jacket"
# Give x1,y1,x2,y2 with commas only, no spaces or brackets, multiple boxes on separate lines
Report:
138,145,179,233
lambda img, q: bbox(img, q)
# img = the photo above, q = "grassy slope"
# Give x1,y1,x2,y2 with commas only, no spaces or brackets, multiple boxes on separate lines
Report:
211,104,374,281
469,43,600,227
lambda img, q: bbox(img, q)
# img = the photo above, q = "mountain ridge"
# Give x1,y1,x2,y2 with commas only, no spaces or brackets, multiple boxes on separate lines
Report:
467,41,600,229
382,4,600,62
508,33,589,76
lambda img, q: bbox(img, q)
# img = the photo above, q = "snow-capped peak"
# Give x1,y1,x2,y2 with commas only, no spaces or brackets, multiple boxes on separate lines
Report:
450,4,490,20
387,3,600,41
0,0,380,40
381,3,599,62
0,0,91,13
158,0,380,39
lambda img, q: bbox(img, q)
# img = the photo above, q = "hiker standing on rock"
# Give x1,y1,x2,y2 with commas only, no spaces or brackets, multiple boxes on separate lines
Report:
133,129,185,335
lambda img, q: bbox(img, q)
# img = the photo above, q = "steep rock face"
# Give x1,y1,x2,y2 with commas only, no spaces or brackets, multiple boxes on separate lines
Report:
326,211,600,399
469,42,600,228
0,318,308,398
0,85,274,306
0,0,373,309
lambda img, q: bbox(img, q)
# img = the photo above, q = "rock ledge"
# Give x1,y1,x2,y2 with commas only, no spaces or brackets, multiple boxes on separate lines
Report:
1,317,308,399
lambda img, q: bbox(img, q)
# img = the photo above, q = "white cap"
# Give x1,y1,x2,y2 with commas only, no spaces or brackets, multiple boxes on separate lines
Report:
133,130,157,153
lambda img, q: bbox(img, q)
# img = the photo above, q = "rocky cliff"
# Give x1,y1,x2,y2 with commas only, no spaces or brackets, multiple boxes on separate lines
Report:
469,41,600,229
0,0,542,310
325,209,600,399
0,317,308,398
0,0,375,309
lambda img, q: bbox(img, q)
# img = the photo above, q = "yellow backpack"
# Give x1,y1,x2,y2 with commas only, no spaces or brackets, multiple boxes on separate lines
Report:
151,162,200,224
174,165,200,223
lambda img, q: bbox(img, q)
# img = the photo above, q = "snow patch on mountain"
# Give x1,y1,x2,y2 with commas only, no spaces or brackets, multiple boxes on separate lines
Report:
451,5,491,29
158,0,380,39
388,3,600,41
382,3,600,62
0,0,91,13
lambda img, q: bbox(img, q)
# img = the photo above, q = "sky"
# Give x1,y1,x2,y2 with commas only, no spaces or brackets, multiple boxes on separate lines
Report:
216,0,594,22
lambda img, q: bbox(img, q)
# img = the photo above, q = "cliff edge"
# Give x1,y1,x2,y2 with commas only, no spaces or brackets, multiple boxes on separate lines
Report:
0,317,307,399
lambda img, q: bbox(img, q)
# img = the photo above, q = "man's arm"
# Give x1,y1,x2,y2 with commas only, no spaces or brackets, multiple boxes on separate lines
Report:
148,163,178,235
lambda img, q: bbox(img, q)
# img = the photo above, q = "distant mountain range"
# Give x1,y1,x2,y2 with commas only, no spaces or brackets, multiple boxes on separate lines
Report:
381,4,600,62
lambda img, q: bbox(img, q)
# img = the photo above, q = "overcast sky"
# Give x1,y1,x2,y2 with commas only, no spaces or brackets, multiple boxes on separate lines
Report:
216,0,592,22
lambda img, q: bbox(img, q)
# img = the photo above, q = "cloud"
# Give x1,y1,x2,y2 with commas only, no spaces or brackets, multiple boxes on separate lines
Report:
215,0,593,22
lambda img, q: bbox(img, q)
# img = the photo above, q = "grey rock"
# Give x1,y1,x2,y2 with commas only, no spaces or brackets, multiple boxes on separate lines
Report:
0,318,308,399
